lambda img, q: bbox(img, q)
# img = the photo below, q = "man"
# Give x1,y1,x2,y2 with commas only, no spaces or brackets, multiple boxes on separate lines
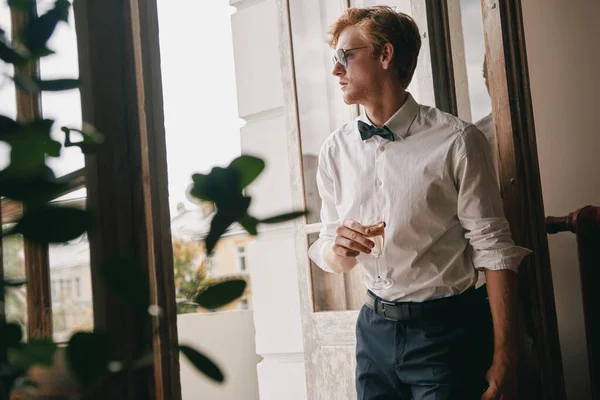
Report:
307,6,531,400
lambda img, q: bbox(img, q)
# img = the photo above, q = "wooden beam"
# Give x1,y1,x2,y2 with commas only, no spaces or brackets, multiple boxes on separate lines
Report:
11,6,53,341
425,0,458,115
0,200,5,324
481,1,565,398
73,0,181,398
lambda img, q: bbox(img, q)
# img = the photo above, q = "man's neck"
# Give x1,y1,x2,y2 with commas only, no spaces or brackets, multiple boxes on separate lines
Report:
364,89,408,127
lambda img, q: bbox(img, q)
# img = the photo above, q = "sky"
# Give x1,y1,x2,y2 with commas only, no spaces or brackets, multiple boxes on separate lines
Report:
1,0,490,214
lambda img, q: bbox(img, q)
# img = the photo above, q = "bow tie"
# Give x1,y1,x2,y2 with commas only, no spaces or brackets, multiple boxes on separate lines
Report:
358,121,395,142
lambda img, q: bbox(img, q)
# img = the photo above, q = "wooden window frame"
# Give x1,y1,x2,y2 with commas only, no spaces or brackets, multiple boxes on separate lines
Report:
480,1,565,398
2,1,182,399
72,0,181,398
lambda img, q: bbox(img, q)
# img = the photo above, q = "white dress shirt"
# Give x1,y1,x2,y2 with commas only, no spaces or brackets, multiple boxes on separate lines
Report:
308,93,531,302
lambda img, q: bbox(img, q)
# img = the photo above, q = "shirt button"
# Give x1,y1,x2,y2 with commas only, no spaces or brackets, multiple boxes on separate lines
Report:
379,146,385,152
376,180,383,187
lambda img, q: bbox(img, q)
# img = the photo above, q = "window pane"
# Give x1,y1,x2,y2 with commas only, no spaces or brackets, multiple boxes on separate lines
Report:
0,3,16,171
290,0,353,225
295,1,435,225
157,0,254,316
39,4,84,177
448,0,498,183
349,0,434,106
49,197,93,342
2,231,28,334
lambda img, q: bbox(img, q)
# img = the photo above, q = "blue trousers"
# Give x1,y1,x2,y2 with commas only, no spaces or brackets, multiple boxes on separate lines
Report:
355,289,493,400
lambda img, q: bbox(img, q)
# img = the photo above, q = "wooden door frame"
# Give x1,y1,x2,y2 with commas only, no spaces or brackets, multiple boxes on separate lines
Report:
74,0,181,398
480,0,565,398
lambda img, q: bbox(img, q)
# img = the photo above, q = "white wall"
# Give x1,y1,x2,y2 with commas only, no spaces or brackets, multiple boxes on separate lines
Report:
522,1,600,399
177,311,261,400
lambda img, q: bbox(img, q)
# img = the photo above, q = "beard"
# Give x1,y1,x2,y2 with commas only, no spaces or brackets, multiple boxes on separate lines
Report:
341,81,373,106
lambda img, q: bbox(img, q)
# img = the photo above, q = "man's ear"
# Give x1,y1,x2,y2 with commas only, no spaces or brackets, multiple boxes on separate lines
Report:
380,43,394,70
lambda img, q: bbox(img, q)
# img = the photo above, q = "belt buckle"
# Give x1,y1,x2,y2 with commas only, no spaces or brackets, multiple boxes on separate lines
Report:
379,299,396,321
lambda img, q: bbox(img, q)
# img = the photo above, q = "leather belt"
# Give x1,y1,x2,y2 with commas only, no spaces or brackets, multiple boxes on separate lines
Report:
364,286,487,321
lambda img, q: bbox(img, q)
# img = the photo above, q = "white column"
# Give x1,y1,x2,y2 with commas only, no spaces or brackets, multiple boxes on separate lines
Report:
229,0,308,399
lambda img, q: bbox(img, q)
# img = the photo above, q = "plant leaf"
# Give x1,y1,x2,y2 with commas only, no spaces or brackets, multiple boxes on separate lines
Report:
204,211,233,256
0,40,27,64
204,196,251,255
131,351,154,370
36,78,80,91
23,0,70,56
10,339,56,368
9,206,89,243
8,0,36,11
0,171,69,205
259,210,308,224
189,166,240,204
238,215,258,235
228,155,265,190
1,119,61,179
194,279,247,310
62,125,104,154
2,278,27,288
101,255,150,313
0,322,23,347
11,77,80,93
179,345,224,383
0,115,20,138
66,331,115,387
11,75,39,94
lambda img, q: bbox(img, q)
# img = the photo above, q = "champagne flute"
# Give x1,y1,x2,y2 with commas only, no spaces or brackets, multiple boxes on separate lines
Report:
360,205,394,290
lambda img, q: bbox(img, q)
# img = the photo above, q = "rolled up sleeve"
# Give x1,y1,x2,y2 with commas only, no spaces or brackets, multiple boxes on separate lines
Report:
307,142,341,274
454,126,532,272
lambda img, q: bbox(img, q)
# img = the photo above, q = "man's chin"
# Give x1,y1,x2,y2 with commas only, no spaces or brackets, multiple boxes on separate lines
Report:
342,93,359,105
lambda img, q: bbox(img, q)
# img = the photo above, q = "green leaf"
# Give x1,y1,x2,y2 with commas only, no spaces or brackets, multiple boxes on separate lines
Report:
23,0,70,56
11,75,39,94
204,196,251,255
62,125,104,154
0,40,28,64
238,215,258,235
0,322,23,347
259,210,308,224
11,77,80,93
0,171,69,205
67,331,115,387
0,115,20,138
7,0,36,11
228,155,265,190
194,279,247,310
7,206,86,242
204,211,233,256
37,78,80,91
101,255,150,313
190,166,240,204
179,345,224,383
131,351,154,370
10,339,56,368
2,278,27,287
8,206,89,243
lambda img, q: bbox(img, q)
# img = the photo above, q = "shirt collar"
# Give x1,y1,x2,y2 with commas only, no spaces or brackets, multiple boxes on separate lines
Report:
360,92,419,140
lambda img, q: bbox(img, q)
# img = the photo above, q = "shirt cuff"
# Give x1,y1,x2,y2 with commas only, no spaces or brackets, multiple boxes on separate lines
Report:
308,238,340,274
472,245,533,273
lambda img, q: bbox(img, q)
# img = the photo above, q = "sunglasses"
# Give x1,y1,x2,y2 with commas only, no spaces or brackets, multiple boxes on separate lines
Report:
332,46,370,69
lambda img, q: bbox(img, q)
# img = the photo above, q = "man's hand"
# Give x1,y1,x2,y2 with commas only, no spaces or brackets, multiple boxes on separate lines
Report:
324,219,382,273
481,355,517,400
